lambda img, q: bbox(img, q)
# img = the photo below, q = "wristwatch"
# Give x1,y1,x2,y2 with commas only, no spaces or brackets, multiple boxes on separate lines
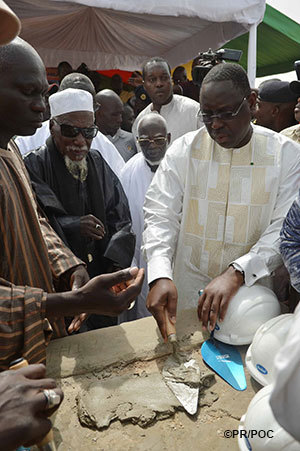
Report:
229,262,245,278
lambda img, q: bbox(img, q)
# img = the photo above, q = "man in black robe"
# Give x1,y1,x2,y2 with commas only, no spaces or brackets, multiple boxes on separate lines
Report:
24,88,135,330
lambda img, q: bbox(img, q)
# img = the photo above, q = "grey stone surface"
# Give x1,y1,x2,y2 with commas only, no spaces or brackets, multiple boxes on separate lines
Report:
46,309,204,379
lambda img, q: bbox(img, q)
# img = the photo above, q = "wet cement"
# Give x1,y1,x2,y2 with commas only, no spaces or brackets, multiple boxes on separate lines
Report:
162,347,201,387
77,369,215,429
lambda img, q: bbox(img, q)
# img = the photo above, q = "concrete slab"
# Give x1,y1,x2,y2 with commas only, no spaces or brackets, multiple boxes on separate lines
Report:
46,309,204,379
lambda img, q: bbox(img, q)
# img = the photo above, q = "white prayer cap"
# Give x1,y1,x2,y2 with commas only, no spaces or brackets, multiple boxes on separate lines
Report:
49,88,94,118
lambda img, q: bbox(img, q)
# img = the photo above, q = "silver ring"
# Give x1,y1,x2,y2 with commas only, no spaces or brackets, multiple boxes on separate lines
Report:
43,389,61,409
95,224,101,230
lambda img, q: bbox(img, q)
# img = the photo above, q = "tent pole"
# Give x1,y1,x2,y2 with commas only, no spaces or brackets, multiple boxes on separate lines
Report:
247,23,257,88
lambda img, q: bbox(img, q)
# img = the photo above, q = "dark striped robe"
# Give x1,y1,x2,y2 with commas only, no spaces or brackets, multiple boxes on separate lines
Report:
0,142,83,370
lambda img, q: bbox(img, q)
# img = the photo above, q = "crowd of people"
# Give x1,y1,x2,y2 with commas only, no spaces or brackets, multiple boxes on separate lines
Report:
2,0,300,449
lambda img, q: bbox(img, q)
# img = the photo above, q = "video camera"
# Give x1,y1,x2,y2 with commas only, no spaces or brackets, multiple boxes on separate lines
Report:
192,48,243,87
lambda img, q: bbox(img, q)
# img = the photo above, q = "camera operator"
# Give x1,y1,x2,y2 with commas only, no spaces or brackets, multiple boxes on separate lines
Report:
177,48,242,102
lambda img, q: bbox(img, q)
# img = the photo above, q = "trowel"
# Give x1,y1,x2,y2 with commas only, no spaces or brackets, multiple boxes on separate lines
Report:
201,332,247,391
162,309,201,415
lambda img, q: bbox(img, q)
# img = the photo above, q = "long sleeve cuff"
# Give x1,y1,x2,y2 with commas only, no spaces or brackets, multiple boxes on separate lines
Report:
147,256,173,285
231,253,271,286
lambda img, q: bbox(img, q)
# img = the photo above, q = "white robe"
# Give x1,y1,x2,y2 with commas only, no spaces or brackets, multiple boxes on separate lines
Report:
132,94,200,147
119,153,153,321
14,120,125,178
143,125,300,311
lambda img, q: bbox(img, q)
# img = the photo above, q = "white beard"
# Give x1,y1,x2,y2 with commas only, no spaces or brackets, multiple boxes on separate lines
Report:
64,155,88,182
144,156,163,166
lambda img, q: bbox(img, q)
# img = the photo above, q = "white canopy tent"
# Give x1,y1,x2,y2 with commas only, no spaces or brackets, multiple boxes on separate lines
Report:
7,0,266,85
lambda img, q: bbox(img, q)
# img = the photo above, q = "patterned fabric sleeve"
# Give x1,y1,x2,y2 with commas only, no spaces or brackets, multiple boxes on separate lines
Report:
280,192,300,293
0,278,51,370
38,214,86,339
38,214,84,279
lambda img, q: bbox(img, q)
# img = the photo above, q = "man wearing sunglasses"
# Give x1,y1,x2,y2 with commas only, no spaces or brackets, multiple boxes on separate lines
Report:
15,72,126,179
143,63,300,342
25,88,135,331
119,113,170,323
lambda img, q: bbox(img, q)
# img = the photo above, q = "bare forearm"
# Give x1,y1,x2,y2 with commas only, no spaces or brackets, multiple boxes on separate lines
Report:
46,291,83,318
45,268,145,319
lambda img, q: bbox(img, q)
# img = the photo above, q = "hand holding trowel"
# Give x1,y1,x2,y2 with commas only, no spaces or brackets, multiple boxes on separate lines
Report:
162,308,201,415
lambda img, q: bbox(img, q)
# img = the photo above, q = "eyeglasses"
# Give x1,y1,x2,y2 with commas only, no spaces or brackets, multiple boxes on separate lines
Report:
53,118,98,139
198,97,247,124
138,137,167,149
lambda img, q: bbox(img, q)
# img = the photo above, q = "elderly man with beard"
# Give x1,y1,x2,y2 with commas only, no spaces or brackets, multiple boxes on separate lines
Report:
15,72,125,179
118,113,170,322
24,88,135,331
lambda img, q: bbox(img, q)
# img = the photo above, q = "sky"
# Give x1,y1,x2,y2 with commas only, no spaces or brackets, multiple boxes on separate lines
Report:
255,0,300,86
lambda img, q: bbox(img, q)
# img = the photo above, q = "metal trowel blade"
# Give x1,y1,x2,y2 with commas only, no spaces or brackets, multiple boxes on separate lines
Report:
163,352,200,415
162,310,200,414
165,381,199,415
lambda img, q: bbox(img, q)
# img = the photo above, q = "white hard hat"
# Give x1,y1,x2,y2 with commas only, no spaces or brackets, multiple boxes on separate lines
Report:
213,285,281,345
246,314,294,386
238,384,300,450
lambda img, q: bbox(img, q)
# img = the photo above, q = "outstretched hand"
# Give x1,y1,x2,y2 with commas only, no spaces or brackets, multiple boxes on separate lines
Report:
78,266,144,316
46,267,144,320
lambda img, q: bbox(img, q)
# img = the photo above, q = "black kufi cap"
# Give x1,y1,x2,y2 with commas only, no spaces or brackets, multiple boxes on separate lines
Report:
258,80,298,103
289,80,300,96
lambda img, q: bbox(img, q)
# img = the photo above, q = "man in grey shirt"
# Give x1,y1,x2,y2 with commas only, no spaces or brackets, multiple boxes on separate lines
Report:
96,89,137,162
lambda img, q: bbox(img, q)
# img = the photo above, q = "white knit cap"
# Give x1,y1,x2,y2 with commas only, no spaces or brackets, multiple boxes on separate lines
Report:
49,88,94,118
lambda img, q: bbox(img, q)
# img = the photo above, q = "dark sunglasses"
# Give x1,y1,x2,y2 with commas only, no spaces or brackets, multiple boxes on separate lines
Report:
53,118,98,139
